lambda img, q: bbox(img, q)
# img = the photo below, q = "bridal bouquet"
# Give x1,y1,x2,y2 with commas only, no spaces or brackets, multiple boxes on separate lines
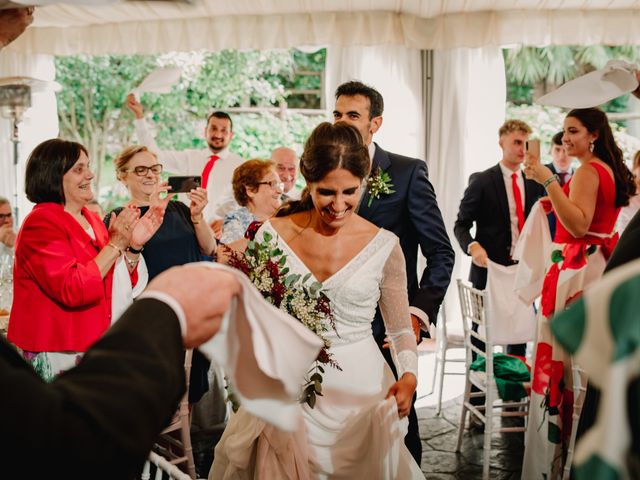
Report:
225,230,340,408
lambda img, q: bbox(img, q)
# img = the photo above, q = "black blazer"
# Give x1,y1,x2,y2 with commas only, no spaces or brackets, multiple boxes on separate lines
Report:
0,298,185,479
454,163,545,289
359,144,454,342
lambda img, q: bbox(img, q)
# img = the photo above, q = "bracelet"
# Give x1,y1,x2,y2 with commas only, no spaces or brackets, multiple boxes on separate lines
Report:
543,174,559,189
127,245,144,254
107,242,123,257
191,216,203,225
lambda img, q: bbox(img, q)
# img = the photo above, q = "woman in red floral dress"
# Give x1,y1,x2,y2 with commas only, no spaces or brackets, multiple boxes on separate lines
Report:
521,107,635,479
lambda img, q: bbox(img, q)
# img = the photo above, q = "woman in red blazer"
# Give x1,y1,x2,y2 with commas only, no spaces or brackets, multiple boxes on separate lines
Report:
7,139,165,380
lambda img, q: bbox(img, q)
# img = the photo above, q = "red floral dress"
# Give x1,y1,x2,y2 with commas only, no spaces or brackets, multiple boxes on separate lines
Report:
523,162,620,479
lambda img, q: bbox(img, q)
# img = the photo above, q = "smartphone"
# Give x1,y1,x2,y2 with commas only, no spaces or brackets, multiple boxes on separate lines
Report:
168,175,201,193
526,139,541,158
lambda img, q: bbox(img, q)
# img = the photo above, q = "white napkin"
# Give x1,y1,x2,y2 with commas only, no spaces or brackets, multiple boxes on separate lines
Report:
130,67,182,99
198,263,324,432
537,60,638,109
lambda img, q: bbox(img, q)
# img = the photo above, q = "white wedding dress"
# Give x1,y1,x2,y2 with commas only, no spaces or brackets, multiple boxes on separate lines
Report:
210,222,424,479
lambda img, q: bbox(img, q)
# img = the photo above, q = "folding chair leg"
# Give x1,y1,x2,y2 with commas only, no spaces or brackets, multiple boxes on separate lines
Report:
436,348,446,415
456,377,471,452
482,389,494,480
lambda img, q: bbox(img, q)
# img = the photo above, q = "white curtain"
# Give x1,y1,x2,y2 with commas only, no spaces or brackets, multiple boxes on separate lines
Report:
427,47,506,328
0,51,58,226
326,45,424,159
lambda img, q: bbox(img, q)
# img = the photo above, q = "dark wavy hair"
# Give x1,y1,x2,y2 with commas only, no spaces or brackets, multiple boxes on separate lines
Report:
25,138,88,205
566,108,635,207
276,122,370,217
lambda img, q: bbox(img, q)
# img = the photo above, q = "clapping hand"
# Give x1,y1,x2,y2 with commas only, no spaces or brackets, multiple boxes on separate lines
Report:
386,373,417,419
131,205,165,248
125,93,144,120
107,205,140,251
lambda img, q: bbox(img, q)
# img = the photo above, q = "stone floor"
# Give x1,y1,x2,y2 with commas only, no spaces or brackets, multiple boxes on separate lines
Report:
417,397,525,479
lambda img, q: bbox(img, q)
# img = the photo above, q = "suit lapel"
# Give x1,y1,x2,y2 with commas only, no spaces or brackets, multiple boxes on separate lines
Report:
490,164,510,227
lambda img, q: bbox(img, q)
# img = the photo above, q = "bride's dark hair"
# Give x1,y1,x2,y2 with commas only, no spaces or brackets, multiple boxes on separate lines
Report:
276,122,370,217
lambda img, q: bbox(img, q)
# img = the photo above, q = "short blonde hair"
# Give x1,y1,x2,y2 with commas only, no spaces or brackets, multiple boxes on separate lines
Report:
114,145,157,179
499,119,532,137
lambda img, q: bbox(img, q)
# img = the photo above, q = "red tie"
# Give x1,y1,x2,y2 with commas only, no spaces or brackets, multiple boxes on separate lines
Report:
201,154,220,189
511,172,525,232
558,172,568,186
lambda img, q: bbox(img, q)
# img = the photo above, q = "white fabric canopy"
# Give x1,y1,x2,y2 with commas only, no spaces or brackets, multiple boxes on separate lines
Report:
6,1,640,55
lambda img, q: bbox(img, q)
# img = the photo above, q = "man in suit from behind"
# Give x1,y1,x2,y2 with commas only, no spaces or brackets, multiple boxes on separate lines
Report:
545,131,574,239
454,119,545,352
1,264,240,478
333,80,455,463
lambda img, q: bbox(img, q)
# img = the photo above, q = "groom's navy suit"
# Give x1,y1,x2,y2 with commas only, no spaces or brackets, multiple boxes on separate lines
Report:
359,143,455,464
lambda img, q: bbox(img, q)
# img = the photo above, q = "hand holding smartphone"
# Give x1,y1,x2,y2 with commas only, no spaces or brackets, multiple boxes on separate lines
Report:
167,176,202,193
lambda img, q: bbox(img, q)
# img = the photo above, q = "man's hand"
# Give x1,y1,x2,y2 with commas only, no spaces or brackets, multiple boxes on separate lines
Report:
0,8,34,48
410,314,422,344
125,93,144,120
469,242,488,268
147,264,240,348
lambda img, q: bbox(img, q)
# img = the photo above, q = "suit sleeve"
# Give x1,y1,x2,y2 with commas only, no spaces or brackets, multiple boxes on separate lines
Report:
1,298,185,479
20,213,104,308
454,173,483,255
406,160,455,324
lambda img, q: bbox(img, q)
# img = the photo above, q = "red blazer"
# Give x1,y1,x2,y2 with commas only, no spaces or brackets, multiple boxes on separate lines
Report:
8,203,113,352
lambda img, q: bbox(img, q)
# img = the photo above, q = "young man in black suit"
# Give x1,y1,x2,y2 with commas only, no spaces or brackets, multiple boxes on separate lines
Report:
0,264,240,479
454,119,544,427
333,80,455,464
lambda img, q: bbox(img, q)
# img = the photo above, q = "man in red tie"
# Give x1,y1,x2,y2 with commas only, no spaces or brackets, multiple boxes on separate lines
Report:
454,120,545,342
126,94,245,237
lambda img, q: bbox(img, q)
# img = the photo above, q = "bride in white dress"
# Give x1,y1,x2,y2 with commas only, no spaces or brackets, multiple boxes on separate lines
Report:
211,122,424,479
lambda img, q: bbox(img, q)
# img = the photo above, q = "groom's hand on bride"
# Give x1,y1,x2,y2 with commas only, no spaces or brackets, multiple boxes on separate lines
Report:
386,373,417,419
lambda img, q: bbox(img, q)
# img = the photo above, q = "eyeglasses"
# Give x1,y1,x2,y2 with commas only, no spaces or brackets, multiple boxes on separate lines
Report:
258,180,285,191
0,213,11,219
123,164,163,176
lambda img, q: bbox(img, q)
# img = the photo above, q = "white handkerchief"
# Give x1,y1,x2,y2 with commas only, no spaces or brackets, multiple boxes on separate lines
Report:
198,263,323,432
537,60,638,109
130,67,182,98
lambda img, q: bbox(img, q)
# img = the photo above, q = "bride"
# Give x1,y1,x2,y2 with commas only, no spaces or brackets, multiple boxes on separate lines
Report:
210,122,423,479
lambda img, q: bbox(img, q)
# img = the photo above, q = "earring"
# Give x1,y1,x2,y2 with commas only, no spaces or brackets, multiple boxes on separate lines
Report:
589,141,595,152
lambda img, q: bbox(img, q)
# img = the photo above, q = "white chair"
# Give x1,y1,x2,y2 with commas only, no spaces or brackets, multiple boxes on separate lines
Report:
153,349,196,479
455,279,529,480
141,451,193,480
430,302,466,415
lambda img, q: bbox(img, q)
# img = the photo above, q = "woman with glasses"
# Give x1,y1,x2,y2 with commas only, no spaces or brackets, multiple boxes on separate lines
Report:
220,159,283,244
0,197,15,254
110,145,217,404
110,146,217,281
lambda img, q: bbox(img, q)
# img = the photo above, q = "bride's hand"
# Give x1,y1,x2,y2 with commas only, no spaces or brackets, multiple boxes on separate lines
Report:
386,373,417,418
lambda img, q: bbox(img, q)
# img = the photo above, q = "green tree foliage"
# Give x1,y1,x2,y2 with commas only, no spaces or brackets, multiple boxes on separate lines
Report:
54,49,326,203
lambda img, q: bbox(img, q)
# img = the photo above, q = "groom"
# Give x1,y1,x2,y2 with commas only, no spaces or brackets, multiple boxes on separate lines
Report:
333,81,455,463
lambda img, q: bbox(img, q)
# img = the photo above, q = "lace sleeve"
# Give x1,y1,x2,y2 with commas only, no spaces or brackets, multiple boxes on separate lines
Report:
379,241,418,379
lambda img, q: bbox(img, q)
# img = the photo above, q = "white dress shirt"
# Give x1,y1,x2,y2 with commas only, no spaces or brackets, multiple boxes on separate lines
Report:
499,163,525,257
134,118,245,223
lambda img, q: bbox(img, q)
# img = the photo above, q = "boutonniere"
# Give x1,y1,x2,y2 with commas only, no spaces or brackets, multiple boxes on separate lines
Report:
367,168,395,207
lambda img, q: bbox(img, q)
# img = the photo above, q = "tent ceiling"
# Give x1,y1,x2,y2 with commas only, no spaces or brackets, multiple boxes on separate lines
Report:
6,0,640,55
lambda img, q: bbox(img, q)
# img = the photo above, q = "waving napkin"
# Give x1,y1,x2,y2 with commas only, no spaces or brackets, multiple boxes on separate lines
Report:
198,263,324,432
537,60,638,109
130,67,182,99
